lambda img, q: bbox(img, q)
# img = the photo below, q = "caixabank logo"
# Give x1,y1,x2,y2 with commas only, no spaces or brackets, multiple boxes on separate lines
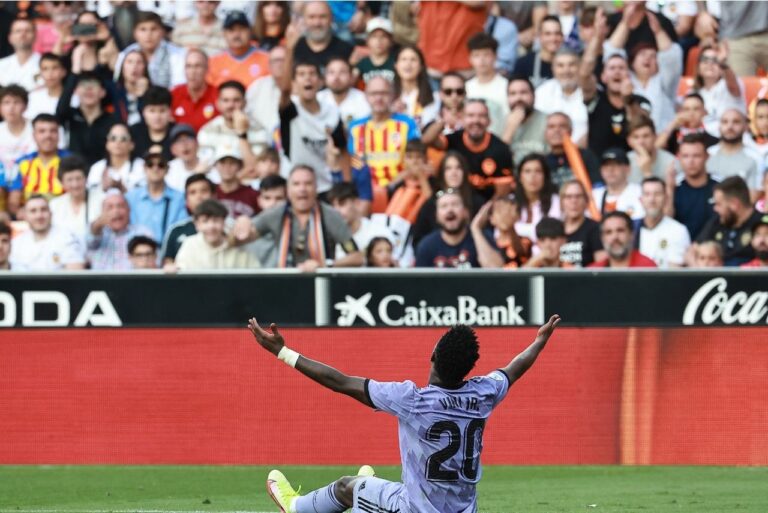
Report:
335,293,525,327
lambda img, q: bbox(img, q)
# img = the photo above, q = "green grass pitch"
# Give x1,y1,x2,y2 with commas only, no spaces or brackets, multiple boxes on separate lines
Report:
1,465,766,512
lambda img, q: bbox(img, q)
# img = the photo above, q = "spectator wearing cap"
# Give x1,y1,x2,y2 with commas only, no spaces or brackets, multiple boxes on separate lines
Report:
317,57,371,129
88,123,145,193
543,112,601,188
56,71,117,167
670,134,719,240
355,17,396,86
207,11,269,89
277,38,350,199
114,11,186,89
579,9,632,156
606,6,682,135
502,76,547,166
559,179,606,267
513,15,564,88
50,155,104,244
695,176,763,267
128,235,159,269
166,124,208,192
130,86,175,161
0,18,40,92
534,48,589,146
589,211,656,268
172,0,226,57
593,148,644,220
635,176,690,268
469,194,532,269
245,45,286,150
0,222,10,270
9,194,86,271
656,93,719,156
170,49,219,133
124,151,186,244
292,1,353,71
88,190,153,270
524,217,572,268
214,145,260,219
466,32,510,138
626,115,676,185
707,109,764,202
5,114,70,217
417,189,485,268
160,173,215,265
175,199,259,270
232,165,363,272
198,80,265,176
741,215,768,268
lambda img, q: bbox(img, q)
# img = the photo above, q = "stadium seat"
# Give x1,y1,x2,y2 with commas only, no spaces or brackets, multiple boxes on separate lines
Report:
742,76,768,107
676,77,695,102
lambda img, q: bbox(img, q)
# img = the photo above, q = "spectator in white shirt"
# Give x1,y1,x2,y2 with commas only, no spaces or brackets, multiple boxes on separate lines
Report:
0,85,36,177
88,123,145,193
9,195,86,271
50,155,103,244
693,42,745,136
317,57,372,129
245,45,286,146
636,176,690,268
534,48,589,145
466,32,509,137
166,124,211,191
25,53,66,121
0,18,40,91
592,147,645,220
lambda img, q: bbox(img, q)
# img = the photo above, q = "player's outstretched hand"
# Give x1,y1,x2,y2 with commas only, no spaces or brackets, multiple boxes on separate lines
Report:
536,314,561,342
247,318,285,356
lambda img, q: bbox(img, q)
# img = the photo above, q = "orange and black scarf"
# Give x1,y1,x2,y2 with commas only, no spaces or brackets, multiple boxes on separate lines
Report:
277,203,327,268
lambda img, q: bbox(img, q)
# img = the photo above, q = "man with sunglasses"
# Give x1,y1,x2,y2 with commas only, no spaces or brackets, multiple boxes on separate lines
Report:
124,151,186,244
421,72,466,146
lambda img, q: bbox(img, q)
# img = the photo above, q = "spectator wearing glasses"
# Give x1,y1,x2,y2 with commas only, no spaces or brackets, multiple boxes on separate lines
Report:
559,179,605,268
170,49,219,133
693,42,745,137
421,72,466,149
502,75,547,166
88,123,145,193
124,151,186,244
128,235,159,269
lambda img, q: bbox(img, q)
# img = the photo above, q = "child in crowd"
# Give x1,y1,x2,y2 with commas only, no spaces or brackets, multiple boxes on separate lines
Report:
355,18,395,86
366,236,397,267
385,139,433,224
466,32,509,136
525,217,572,268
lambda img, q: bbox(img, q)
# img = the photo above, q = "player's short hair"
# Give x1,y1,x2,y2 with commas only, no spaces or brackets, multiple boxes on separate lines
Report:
128,235,158,255
260,174,287,192
58,155,88,181
184,173,215,194
536,217,565,240
194,199,228,219
218,79,246,97
467,32,498,53
142,86,172,107
714,176,751,206
326,182,358,203
0,84,29,105
431,325,480,385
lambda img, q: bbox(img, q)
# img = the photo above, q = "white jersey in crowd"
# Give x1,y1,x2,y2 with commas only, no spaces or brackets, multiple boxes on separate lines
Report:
25,89,62,121
49,191,104,245
637,216,691,268
534,78,589,144
88,158,146,191
317,88,372,129
334,216,394,260
0,52,41,92
9,225,85,271
0,121,35,174
592,183,645,220
466,74,510,137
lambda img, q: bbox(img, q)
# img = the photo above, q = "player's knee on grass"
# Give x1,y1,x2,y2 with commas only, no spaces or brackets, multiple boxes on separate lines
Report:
334,476,359,507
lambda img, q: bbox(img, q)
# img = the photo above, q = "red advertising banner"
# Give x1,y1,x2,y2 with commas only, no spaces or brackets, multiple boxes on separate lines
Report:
1,327,766,465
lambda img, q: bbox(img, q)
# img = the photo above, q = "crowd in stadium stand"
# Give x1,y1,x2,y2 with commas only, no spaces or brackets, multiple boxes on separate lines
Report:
0,0,767,273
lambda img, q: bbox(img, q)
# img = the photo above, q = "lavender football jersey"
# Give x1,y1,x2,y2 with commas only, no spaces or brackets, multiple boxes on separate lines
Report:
365,370,510,513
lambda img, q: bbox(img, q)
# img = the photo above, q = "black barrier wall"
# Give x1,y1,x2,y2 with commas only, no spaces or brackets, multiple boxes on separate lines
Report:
0,270,766,327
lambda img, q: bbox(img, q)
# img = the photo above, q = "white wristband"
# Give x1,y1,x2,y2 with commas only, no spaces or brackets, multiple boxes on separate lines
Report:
277,346,300,368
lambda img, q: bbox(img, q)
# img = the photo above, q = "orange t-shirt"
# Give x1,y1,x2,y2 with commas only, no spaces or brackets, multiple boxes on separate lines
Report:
207,47,270,88
418,1,488,74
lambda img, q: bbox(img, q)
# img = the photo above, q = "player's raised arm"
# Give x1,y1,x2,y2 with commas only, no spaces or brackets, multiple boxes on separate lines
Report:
247,318,373,407
501,314,561,385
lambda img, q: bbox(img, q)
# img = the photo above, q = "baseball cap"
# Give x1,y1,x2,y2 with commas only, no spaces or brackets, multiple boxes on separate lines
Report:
601,147,629,166
223,11,250,29
169,123,196,143
214,144,243,163
366,17,392,36
752,214,768,234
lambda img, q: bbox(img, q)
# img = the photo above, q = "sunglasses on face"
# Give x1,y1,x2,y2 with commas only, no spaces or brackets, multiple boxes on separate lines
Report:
146,161,167,170
700,55,719,64
435,187,459,198
442,88,466,96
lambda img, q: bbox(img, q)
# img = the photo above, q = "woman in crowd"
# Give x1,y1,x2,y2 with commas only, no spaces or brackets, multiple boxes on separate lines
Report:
254,1,291,50
366,237,398,268
88,123,145,192
410,151,485,248
393,44,437,127
114,49,150,125
693,42,744,136
514,153,561,242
